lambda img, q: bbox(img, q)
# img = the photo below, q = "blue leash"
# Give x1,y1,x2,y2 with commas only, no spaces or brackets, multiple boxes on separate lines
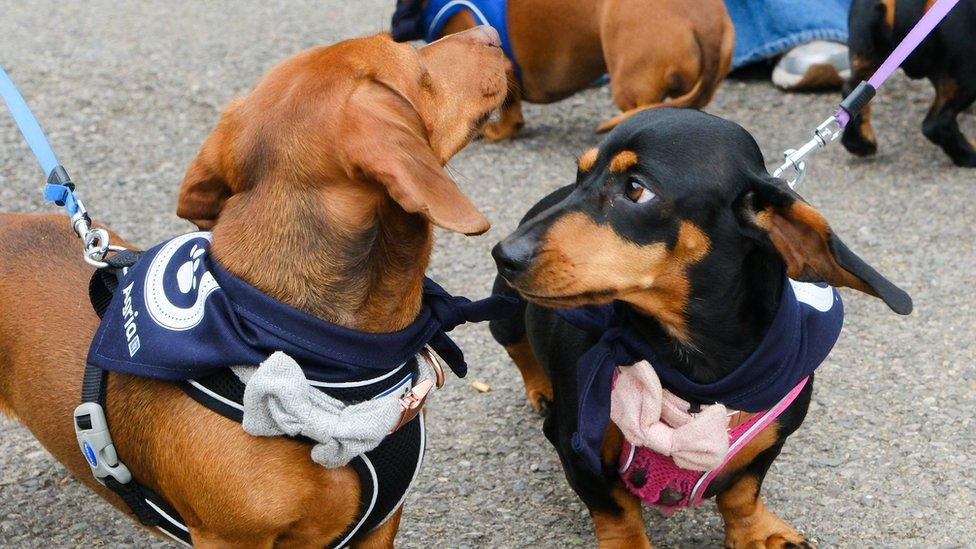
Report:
1,65,118,266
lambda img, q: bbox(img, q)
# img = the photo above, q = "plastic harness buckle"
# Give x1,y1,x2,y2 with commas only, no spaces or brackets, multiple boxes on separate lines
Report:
73,401,133,486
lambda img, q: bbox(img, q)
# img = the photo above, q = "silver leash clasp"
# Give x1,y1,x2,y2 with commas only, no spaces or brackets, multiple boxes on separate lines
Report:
773,114,843,189
71,198,124,268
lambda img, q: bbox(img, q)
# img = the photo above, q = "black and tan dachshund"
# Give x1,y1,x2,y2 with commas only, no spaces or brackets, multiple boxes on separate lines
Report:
489,108,912,547
843,0,976,167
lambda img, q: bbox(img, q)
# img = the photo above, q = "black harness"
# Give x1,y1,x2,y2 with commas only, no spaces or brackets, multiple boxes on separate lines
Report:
77,253,425,547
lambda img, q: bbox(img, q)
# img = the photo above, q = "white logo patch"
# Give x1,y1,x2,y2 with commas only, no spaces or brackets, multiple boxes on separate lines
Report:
144,232,220,331
789,280,835,312
120,281,141,356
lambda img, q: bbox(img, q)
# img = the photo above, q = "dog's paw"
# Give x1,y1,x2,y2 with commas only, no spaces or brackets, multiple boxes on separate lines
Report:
951,142,976,167
526,384,553,416
724,530,813,549
841,129,878,157
481,119,522,142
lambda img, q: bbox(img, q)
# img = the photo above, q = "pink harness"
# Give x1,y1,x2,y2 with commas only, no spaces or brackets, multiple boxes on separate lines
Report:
615,370,809,514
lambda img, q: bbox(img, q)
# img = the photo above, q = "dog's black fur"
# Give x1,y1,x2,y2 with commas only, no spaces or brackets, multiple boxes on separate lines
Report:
489,108,911,546
843,0,976,166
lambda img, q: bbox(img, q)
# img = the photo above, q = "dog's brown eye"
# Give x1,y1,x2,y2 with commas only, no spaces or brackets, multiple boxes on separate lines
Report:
625,179,655,204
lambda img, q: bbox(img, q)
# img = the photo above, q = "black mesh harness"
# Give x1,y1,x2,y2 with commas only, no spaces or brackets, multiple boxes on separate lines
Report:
76,253,425,547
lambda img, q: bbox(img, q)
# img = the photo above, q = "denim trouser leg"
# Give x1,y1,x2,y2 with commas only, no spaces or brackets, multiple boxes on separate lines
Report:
725,0,852,69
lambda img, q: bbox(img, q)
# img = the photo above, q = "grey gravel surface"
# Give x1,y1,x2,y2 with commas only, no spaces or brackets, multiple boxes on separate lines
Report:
1,1,974,547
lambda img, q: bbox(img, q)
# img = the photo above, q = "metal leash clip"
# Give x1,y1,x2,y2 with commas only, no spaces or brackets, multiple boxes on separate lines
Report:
772,114,844,189
772,81,878,189
391,346,448,433
78,216,125,268
418,345,446,389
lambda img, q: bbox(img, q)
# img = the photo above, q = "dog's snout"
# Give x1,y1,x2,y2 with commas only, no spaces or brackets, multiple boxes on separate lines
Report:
492,238,534,281
456,25,502,48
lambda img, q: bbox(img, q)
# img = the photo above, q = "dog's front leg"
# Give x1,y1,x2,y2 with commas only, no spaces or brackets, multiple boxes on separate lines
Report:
349,507,402,549
715,437,811,549
546,413,651,548
590,483,652,549
922,76,976,167
188,528,275,549
717,474,810,549
841,56,881,157
481,58,525,141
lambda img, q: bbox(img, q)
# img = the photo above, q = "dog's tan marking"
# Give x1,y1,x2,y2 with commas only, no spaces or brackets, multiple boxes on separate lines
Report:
756,201,879,298
609,150,638,173
626,221,710,341
933,76,960,109
590,483,652,549
881,0,896,28
578,148,599,172
846,56,880,150
850,54,876,76
503,337,553,413
595,422,649,547
722,421,780,474
718,475,809,548
528,212,668,304
526,215,708,341
858,103,877,144
601,423,624,466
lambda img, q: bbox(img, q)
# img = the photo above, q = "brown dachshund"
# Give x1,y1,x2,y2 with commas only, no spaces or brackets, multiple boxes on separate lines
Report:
392,0,735,140
0,28,506,547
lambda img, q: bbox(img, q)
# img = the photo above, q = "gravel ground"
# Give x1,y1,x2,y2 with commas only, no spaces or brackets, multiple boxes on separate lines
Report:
1,2,974,547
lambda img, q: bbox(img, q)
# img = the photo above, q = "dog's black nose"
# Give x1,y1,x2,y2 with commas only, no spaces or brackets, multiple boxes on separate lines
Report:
492,238,534,280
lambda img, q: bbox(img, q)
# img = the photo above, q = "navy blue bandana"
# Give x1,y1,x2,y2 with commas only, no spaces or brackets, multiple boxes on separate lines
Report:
88,232,517,383
558,279,844,475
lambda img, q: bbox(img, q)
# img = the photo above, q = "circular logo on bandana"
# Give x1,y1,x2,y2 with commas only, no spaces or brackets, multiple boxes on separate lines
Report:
144,232,220,331
82,442,97,467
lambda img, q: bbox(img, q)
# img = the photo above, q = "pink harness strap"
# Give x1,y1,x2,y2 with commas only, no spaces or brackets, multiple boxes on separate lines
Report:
618,377,809,514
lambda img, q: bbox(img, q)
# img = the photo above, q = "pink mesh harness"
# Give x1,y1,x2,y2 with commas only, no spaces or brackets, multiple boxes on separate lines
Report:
616,375,809,514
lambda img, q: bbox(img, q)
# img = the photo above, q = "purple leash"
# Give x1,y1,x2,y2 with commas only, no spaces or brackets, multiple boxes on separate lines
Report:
773,0,961,188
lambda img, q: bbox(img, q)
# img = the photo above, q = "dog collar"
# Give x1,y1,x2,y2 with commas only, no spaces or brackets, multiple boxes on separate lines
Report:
557,278,844,475
87,232,518,383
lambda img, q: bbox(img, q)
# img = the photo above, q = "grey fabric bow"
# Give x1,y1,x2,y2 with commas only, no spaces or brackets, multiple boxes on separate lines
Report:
238,352,433,468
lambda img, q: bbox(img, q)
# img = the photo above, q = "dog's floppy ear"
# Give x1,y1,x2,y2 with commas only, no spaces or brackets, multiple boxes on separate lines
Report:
342,81,490,235
736,176,912,315
177,98,245,230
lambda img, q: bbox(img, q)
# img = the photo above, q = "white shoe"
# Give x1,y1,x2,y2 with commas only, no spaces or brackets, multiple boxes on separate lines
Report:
772,41,850,91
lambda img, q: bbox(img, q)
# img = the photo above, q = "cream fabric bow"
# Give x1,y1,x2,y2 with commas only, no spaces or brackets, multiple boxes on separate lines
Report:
610,360,730,471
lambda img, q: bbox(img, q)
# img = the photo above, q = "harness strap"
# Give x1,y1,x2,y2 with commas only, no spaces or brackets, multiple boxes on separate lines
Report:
77,362,195,546
74,253,191,541
78,364,164,526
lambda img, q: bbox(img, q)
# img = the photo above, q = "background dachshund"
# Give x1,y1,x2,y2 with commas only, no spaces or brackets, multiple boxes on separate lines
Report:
843,0,976,167
391,0,734,140
0,28,505,547
489,108,911,547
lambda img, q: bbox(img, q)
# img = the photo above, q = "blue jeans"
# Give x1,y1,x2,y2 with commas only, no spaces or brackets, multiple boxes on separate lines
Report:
725,0,851,69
